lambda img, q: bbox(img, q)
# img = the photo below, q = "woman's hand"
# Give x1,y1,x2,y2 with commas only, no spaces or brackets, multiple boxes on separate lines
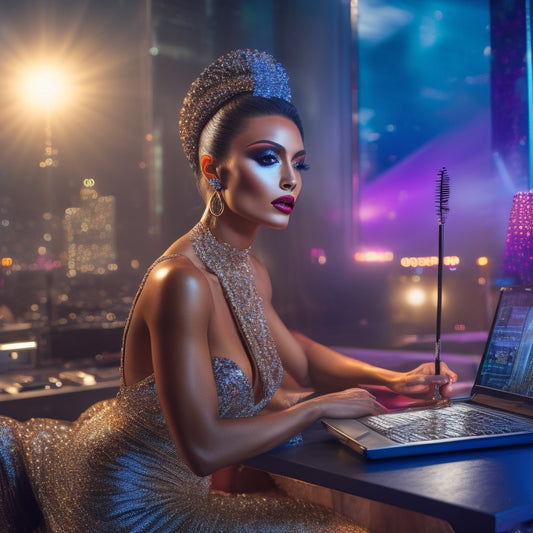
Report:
387,362,458,399
310,388,387,419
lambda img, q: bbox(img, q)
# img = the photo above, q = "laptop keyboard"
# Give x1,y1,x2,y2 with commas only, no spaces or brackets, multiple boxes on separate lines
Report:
361,402,533,443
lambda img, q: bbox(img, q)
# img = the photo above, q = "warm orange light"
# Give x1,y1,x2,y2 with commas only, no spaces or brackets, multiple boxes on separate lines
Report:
476,256,489,266
406,287,426,306
1,257,13,267
354,251,394,263
400,256,460,268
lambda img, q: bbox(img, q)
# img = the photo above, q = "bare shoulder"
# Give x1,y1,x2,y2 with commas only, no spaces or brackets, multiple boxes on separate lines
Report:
141,254,212,323
147,232,209,293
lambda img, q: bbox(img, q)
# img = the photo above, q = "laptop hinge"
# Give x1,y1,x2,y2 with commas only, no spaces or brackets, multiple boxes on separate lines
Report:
472,392,533,418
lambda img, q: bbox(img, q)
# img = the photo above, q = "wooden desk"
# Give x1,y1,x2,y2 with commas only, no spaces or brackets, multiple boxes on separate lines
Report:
245,422,533,533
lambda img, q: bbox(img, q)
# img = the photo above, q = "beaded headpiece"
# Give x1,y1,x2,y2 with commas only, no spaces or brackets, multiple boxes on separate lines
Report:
179,49,292,174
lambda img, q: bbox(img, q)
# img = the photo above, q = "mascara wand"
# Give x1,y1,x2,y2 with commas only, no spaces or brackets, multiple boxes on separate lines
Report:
434,167,450,398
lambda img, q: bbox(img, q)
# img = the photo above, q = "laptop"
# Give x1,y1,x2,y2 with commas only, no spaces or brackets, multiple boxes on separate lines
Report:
323,285,533,459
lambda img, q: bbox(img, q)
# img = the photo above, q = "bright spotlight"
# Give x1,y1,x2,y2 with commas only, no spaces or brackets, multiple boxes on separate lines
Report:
21,67,68,109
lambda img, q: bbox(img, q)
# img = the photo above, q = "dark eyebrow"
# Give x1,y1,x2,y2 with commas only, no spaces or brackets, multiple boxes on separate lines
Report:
247,140,283,149
247,140,306,160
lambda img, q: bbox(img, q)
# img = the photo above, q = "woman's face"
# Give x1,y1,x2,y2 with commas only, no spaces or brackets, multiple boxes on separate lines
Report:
216,114,308,230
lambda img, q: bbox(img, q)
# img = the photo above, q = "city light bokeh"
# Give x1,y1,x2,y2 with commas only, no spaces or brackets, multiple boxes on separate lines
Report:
0,0,146,339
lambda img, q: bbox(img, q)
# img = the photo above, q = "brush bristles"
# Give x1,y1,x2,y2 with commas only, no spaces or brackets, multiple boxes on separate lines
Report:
435,167,450,224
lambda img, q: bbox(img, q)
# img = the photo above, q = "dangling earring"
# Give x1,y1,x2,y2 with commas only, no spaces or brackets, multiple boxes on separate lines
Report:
208,177,224,217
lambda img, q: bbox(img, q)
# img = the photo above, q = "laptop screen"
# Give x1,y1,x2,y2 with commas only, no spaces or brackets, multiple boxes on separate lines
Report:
477,286,533,397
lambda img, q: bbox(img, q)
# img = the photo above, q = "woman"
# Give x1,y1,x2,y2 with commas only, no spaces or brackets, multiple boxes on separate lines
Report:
0,50,456,532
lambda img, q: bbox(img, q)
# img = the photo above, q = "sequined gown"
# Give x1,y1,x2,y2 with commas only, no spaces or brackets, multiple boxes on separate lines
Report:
0,223,363,532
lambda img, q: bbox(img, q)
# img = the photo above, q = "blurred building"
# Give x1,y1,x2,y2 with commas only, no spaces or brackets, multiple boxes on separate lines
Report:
64,180,117,278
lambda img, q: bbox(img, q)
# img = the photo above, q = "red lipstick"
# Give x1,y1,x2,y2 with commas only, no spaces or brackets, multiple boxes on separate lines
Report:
271,195,295,214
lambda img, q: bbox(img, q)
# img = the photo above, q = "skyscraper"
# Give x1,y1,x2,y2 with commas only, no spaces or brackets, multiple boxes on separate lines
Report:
64,180,117,278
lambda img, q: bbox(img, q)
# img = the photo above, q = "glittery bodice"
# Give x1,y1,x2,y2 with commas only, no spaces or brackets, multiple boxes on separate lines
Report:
189,221,283,414
114,220,283,418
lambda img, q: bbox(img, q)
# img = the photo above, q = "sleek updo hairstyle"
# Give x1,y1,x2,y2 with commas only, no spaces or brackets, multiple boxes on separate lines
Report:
197,94,304,182
179,49,301,184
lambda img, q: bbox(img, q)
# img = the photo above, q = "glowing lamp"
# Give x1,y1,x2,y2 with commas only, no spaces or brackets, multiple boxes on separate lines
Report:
406,287,426,306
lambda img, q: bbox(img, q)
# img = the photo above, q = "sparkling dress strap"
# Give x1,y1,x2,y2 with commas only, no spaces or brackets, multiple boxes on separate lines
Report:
189,222,283,413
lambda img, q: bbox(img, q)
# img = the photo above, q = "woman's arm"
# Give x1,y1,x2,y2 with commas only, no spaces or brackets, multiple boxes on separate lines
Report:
141,259,384,477
254,257,457,399
292,331,458,398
